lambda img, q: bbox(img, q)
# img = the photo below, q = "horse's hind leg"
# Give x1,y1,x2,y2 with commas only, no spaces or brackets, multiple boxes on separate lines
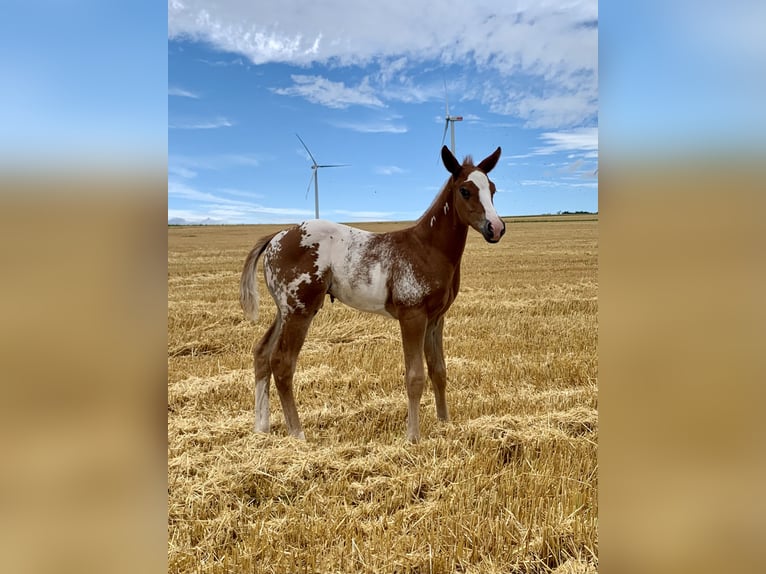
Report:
253,313,282,433
270,312,315,439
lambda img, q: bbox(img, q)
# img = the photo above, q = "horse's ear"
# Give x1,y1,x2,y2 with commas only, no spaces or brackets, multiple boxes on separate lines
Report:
477,147,502,174
441,145,462,178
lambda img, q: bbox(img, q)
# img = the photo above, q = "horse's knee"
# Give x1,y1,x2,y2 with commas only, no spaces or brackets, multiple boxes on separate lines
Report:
406,371,425,399
428,363,446,384
269,352,285,378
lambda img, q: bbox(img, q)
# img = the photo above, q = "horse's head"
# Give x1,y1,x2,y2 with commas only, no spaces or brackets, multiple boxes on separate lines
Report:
441,145,505,243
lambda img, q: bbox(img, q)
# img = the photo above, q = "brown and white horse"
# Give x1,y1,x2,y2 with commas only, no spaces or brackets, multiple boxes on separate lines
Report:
240,145,505,442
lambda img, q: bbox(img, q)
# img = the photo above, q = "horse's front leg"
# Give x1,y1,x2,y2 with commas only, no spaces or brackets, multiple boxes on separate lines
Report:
425,315,449,422
399,311,428,443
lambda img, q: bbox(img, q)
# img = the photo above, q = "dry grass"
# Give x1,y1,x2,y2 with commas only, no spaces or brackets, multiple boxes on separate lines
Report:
168,215,598,573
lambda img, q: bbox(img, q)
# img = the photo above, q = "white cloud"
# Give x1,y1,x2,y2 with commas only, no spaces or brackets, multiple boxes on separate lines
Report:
197,57,246,67
169,117,234,129
216,188,265,200
168,180,312,224
378,75,445,105
331,120,407,134
169,153,263,176
272,75,384,109
168,86,199,98
479,82,597,129
516,93,597,129
333,209,397,220
375,56,409,85
169,1,596,69
169,1,598,128
516,128,599,179
375,165,406,175
168,164,197,179
531,128,599,157
168,180,226,203
507,129,598,163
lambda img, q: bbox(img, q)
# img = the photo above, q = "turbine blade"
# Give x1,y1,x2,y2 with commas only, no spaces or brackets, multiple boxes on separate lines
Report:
317,164,350,168
295,133,318,166
305,172,314,200
440,120,449,147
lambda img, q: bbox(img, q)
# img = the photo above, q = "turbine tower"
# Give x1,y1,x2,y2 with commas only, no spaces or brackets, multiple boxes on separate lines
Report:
440,81,463,155
296,133,348,219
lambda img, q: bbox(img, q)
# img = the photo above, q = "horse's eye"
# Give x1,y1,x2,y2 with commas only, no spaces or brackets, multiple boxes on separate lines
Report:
459,187,470,199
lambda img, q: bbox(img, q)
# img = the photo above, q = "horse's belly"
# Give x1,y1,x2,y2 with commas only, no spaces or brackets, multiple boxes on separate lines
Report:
330,262,392,317
298,219,394,317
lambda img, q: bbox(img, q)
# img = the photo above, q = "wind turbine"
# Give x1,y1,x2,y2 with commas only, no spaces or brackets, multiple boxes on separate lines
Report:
440,81,463,155
296,133,349,220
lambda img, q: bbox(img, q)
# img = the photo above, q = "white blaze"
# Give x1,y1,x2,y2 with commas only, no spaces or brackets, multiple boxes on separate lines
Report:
467,171,503,240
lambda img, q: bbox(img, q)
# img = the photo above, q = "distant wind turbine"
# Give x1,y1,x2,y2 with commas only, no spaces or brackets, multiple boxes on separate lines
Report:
440,80,463,155
296,133,349,219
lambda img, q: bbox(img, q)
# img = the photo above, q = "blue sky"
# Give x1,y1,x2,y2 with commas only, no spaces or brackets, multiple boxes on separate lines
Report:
168,1,599,224
2,1,762,186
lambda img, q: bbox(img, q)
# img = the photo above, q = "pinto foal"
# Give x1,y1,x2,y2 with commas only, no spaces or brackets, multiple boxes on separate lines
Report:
240,145,505,442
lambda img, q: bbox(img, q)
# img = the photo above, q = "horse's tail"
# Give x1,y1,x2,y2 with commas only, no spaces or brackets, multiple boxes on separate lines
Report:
240,232,279,323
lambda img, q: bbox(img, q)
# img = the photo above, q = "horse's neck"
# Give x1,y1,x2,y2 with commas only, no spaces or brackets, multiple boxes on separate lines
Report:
413,187,468,265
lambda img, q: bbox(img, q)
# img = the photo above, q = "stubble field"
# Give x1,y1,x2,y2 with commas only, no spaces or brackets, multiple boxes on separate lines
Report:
168,215,598,573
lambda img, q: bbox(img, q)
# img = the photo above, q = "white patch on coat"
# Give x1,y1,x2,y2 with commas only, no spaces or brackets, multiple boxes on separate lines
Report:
285,272,311,310
430,215,436,227
299,219,393,317
467,171,503,237
393,259,428,306
299,220,335,278
264,264,290,315
443,202,449,215
267,230,287,255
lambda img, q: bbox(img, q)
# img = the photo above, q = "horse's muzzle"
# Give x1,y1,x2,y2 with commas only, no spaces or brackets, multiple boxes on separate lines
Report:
483,220,506,243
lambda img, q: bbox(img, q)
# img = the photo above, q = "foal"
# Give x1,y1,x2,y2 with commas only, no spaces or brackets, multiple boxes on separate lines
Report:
240,145,505,442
